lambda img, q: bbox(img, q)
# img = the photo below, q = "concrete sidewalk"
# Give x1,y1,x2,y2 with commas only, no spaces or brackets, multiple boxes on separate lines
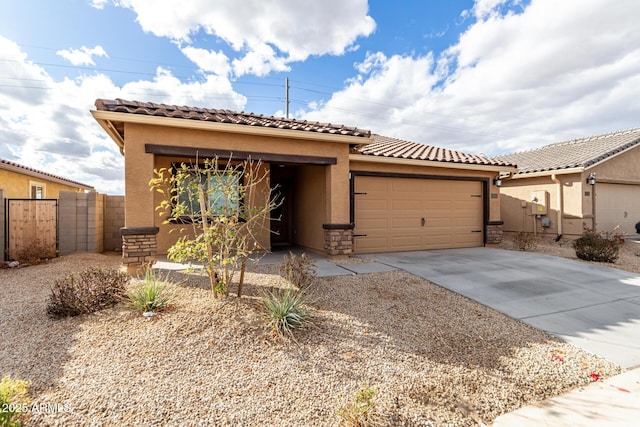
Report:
494,367,640,426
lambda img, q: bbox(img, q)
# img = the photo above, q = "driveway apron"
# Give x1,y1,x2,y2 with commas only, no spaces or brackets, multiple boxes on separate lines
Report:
362,247,640,369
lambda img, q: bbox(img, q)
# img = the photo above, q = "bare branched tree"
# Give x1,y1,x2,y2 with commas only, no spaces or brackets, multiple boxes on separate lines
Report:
150,156,281,297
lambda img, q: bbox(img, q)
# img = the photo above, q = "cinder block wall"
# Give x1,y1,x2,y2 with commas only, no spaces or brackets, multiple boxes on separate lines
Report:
0,189,5,260
58,191,79,256
104,196,125,251
87,192,104,253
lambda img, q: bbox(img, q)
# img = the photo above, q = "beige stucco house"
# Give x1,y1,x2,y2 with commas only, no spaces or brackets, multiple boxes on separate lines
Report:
494,127,640,238
92,99,515,269
0,158,93,199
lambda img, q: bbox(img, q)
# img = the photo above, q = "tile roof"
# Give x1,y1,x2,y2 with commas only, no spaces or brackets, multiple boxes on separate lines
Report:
0,158,94,190
94,99,371,138
493,127,640,175
354,134,515,167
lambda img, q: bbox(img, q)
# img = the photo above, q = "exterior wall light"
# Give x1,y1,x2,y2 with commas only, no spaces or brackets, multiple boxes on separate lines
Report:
586,173,596,186
493,178,502,187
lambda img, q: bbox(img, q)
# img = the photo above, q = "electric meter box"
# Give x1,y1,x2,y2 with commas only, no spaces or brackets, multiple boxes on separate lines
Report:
530,190,549,215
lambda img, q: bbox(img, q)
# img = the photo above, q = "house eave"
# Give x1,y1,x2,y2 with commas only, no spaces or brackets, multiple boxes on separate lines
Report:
92,111,125,154
349,153,517,173
509,167,585,179
92,110,373,154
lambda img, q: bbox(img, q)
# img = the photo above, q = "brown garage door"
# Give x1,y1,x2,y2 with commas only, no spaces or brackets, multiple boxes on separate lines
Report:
596,183,640,235
354,176,484,253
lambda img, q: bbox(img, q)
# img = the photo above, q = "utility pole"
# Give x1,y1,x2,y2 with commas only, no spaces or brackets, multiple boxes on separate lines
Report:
285,77,290,118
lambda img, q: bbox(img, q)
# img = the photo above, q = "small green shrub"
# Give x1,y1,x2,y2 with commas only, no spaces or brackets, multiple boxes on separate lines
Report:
126,269,176,313
512,231,537,251
337,384,380,427
574,227,622,263
280,252,316,290
262,289,312,339
0,375,30,427
47,268,130,318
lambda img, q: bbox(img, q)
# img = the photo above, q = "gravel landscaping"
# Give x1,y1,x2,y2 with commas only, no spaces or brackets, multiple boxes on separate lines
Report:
1,250,625,426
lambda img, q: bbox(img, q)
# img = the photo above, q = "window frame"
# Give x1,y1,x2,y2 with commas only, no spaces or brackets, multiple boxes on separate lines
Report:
29,181,46,199
169,162,244,224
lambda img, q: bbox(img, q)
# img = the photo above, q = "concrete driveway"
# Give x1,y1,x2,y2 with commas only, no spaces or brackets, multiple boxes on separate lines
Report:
361,247,640,369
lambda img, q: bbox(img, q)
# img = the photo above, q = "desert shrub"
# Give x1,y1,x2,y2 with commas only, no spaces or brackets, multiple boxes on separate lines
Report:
279,252,316,290
262,289,312,339
512,231,537,251
337,384,380,427
12,240,54,265
0,375,29,427
126,269,176,313
574,227,622,263
47,268,130,318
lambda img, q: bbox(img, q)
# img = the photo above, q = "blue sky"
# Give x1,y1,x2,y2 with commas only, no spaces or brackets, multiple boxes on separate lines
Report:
1,0,638,194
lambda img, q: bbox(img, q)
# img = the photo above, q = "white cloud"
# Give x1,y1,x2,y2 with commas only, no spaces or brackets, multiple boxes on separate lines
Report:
56,45,108,66
0,36,247,194
180,46,231,76
302,0,640,156
231,43,290,77
90,0,110,9
108,0,375,76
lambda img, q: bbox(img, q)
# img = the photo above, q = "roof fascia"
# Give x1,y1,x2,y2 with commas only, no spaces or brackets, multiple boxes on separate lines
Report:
349,153,517,173
91,110,373,147
509,167,584,179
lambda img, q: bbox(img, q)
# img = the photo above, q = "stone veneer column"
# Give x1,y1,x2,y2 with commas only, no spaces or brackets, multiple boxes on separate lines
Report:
120,226,159,272
486,221,504,244
322,223,354,256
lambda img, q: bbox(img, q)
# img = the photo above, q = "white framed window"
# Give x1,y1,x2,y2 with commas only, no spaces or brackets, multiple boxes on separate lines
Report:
29,181,46,199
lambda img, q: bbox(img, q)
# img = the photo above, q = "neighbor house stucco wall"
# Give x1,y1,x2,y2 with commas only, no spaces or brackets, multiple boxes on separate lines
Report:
589,144,640,183
501,173,590,237
0,169,87,199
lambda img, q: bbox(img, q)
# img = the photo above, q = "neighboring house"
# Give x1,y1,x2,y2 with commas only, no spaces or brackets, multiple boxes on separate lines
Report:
1,158,94,261
494,127,640,237
0,158,94,198
92,99,516,269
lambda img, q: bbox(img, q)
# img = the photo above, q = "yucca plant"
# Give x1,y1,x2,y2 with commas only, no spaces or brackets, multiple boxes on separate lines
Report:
262,289,312,338
126,268,176,314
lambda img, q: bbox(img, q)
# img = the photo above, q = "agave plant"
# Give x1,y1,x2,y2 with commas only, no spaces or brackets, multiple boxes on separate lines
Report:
126,268,176,314
262,289,312,338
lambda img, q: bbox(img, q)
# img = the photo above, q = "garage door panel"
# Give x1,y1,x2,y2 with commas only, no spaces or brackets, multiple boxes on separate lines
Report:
423,200,452,210
424,218,452,227
357,218,389,229
392,200,422,211
391,218,421,228
392,236,421,247
596,183,640,235
356,237,389,252
354,176,484,253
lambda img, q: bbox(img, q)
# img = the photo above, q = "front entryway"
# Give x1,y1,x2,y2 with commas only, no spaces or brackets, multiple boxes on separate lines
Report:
271,177,293,246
